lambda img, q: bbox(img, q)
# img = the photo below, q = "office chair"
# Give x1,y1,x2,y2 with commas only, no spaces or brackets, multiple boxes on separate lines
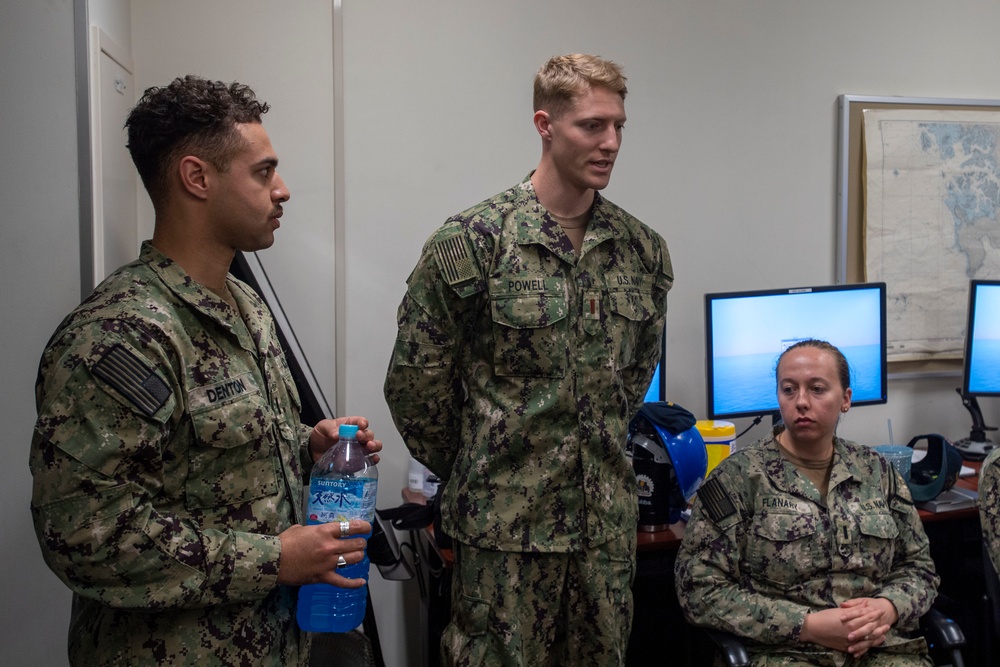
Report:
701,607,966,667
983,542,1000,667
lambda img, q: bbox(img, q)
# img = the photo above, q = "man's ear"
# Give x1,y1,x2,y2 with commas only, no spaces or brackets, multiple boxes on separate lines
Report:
178,155,210,200
533,110,553,141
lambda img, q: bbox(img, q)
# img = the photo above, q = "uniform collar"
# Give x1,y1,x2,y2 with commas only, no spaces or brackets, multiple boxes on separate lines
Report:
140,241,257,352
513,173,617,264
764,428,861,497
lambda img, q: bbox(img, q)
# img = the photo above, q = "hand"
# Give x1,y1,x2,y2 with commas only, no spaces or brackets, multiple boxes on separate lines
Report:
309,416,383,464
276,519,372,587
841,597,897,656
800,600,892,656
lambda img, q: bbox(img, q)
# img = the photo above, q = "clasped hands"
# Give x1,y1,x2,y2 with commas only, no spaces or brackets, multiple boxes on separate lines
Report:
800,597,898,657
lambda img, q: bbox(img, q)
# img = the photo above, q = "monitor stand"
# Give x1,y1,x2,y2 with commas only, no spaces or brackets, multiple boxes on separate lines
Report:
954,388,997,461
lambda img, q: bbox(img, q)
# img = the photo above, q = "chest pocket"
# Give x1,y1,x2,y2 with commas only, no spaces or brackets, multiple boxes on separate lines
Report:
186,387,279,511
746,509,820,587
605,277,656,367
490,276,568,378
844,510,899,576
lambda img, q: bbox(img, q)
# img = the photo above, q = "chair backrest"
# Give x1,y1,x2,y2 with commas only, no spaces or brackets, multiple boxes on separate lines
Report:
985,542,1000,641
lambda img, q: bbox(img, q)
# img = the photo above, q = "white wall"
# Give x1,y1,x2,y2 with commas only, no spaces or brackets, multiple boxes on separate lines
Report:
7,1,1000,666
341,0,1000,462
1,1,80,665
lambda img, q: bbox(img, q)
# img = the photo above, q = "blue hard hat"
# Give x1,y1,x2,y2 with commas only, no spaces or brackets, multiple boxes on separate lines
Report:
628,402,708,509
650,420,708,503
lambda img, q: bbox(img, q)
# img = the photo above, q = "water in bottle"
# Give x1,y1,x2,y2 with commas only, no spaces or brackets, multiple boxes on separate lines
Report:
297,424,378,632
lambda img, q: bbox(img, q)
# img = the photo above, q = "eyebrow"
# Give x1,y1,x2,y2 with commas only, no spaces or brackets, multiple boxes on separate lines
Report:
254,157,279,170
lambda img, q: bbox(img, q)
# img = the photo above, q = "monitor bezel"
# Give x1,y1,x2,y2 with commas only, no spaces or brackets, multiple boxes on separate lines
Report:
704,282,888,420
962,279,1000,397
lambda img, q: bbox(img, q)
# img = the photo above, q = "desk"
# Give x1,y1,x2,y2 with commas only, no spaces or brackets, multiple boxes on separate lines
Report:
407,465,986,666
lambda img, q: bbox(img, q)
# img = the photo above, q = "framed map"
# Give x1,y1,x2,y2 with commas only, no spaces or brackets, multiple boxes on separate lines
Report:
837,95,1000,375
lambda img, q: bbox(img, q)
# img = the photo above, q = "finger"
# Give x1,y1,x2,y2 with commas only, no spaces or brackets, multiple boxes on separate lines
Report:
847,619,880,641
840,598,868,609
328,572,368,589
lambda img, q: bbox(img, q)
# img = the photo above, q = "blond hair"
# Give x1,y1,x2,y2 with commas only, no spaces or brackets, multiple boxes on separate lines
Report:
533,54,627,119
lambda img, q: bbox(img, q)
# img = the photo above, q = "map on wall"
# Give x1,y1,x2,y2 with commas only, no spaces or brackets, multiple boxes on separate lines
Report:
864,108,1000,362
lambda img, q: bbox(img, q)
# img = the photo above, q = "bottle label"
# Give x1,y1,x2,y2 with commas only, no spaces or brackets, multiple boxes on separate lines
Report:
306,477,377,526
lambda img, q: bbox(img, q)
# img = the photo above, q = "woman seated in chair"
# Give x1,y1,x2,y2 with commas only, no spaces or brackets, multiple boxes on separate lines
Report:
981,446,1000,585
675,339,939,666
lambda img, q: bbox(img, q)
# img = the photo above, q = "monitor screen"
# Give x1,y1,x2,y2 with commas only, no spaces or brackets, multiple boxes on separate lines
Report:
705,283,887,420
963,280,1000,396
641,322,667,404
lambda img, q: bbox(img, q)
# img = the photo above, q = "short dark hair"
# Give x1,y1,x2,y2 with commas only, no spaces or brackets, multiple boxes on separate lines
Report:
124,75,269,210
776,339,852,391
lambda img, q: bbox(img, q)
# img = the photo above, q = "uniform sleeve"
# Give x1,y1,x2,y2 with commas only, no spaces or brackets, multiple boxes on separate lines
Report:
877,465,940,629
618,229,673,408
384,224,485,479
29,326,282,611
981,450,1000,580
674,469,811,645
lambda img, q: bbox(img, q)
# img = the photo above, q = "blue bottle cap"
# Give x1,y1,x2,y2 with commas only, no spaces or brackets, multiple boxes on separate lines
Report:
338,424,360,439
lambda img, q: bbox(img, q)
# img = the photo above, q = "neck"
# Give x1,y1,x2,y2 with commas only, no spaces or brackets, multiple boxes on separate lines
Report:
530,166,595,219
151,217,234,291
775,428,834,463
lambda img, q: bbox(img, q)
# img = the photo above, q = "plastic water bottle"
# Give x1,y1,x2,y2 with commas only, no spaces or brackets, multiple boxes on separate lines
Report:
297,424,378,632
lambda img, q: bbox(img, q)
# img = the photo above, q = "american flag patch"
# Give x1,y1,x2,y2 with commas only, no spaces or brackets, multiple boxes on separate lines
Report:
433,234,479,286
93,344,171,417
698,477,737,523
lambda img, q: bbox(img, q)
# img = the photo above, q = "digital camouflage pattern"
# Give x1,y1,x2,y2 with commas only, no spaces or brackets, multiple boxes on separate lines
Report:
675,429,939,666
30,242,314,667
384,174,673,553
980,447,1000,580
442,537,635,667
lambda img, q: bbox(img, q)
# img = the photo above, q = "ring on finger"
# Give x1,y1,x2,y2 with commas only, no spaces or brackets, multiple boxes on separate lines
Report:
337,555,348,568
339,520,350,537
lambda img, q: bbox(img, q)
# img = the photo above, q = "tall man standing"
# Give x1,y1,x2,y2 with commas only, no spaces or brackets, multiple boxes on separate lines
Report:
30,76,380,666
385,54,673,665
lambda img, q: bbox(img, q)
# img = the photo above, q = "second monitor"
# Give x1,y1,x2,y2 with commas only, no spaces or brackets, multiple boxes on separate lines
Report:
705,282,888,420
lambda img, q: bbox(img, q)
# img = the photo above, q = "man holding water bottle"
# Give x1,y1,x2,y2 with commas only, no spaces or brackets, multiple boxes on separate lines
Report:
29,76,380,667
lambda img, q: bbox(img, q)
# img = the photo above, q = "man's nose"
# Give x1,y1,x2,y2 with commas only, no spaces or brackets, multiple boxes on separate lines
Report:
273,172,290,202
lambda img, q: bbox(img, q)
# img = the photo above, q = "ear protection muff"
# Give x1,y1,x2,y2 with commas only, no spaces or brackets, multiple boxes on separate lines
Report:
905,433,962,502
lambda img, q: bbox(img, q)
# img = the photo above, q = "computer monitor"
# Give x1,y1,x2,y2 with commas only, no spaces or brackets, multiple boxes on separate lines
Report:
704,282,887,420
962,279,1000,396
642,323,667,404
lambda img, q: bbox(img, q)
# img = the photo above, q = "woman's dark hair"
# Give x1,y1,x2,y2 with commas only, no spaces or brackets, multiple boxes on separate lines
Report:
776,339,851,390
124,75,269,210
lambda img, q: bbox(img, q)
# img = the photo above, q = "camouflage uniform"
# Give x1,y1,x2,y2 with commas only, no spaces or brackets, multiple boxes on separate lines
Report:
675,429,939,667
385,174,673,664
30,242,313,667
980,447,1000,579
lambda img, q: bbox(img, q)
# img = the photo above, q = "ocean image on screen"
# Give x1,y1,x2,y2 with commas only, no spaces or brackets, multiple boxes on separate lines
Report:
707,286,885,418
968,283,1000,394
712,344,882,416
968,338,1000,394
